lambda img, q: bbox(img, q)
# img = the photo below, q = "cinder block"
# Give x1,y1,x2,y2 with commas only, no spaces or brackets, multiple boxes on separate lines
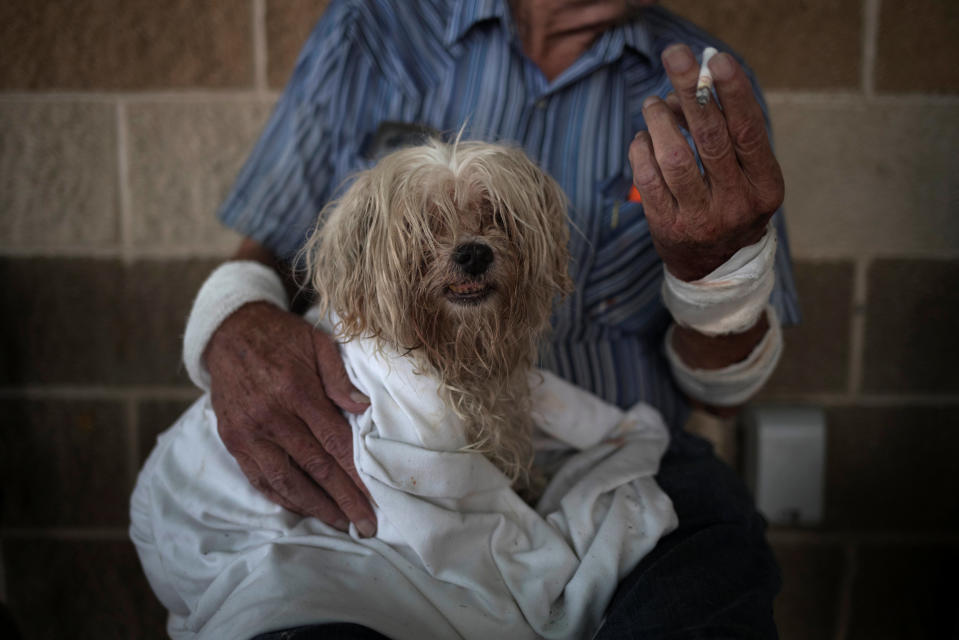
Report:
3,539,167,639
0,102,118,248
771,102,959,257
127,102,271,251
0,257,219,386
761,261,854,396
137,398,197,463
0,258,122,384
0,399,129,526
772,542,844,640
267,0,331,88
863,259,959,393
824,405,959,530
877,0,959,93
847,545,959,640
0,0,252,90
661,0,860,89
121,259,224,385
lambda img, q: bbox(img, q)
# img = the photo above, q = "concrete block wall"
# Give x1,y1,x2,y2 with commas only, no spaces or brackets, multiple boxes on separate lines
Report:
0,1,956,637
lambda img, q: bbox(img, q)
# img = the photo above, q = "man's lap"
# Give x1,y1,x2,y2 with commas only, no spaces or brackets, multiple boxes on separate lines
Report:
252,431,780,640
597,430,780,639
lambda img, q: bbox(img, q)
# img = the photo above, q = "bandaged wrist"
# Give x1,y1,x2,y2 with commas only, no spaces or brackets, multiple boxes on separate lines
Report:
182,260,289,391
662,224,777,336
664,305,782,407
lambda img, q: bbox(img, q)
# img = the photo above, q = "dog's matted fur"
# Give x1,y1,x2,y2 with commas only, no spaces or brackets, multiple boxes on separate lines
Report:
302,139,573,485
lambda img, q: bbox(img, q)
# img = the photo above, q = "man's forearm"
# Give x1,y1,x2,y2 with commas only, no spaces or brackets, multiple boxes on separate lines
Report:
669,312,773,416
670,312,769,371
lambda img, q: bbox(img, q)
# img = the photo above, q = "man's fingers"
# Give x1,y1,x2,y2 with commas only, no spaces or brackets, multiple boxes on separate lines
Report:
661,44,742,192
313,329,370,414
664,92,688,131
641,95,709,212
628,131,675,219
708,52,784,212
275,413,376,536
256,392,376,532
295,385,374,502
241,441,350,531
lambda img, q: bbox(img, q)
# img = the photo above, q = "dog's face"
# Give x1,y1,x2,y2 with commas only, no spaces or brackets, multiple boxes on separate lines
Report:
306,140,572,366
428,192,533,316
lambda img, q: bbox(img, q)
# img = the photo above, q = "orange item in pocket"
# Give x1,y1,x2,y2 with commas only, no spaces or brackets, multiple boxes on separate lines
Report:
628,185,642,203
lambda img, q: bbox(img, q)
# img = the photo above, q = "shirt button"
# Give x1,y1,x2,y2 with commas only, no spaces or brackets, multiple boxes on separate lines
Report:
535,99,547,110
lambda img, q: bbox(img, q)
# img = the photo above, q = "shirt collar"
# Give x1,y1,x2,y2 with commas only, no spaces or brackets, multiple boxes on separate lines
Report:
444,0,654,63
444,0,511,46
621,11,654,62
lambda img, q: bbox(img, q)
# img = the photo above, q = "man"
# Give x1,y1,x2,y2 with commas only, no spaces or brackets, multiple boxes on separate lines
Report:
199,0,798,636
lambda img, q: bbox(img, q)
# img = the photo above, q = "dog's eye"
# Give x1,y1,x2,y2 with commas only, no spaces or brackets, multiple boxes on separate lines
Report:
491,210,515,239
477,204,494,229
479,203,506,231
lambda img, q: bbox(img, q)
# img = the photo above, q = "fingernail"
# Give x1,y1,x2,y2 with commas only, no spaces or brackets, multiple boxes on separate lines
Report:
709,52,735,81
350,390,370,404
642,95,660,110
662,44,693,73
333,518,349,532
357,518,376,538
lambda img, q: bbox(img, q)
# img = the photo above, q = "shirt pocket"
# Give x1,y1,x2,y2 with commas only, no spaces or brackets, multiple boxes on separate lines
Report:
583,174,668,335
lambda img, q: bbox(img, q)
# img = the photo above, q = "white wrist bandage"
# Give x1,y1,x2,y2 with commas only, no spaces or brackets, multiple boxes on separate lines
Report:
182,260,289,391
665,305,783,407
662,224,777,336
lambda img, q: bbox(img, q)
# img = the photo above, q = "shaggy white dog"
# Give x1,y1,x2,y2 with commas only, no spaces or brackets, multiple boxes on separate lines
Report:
131,140,677,640
304,139,574,489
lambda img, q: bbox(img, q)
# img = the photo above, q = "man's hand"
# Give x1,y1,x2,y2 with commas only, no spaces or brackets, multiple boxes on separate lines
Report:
629,43,784,282
205,300,377,537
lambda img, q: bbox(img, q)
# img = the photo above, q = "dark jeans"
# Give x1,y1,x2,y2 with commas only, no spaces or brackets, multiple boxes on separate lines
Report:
254,431,781,640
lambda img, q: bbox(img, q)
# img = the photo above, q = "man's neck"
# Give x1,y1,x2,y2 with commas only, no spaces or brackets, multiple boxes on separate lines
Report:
509,0,636,81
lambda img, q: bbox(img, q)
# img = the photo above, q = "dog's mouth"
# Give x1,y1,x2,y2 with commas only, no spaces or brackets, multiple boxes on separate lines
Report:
445,280,493,305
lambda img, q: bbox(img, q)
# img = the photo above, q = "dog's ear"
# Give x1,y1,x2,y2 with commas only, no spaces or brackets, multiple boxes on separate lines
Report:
302,172,380,339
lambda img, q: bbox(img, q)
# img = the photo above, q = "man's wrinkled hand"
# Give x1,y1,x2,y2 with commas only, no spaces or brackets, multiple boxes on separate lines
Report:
204,301,377,537
629,43,785,282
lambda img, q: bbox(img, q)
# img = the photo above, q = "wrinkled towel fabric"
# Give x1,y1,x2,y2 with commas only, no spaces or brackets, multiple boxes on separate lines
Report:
130,334,677,640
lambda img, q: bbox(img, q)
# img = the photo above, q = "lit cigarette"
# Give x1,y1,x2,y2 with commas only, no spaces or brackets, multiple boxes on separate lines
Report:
696,47,719,106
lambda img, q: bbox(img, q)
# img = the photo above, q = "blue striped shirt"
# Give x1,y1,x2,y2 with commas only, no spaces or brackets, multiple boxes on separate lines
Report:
219,0,800,430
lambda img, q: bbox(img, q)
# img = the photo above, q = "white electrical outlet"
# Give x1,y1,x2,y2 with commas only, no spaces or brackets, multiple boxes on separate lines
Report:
743,406,826,526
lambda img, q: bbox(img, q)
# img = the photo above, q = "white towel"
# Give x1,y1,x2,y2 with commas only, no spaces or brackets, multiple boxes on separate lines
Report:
130,334,677,640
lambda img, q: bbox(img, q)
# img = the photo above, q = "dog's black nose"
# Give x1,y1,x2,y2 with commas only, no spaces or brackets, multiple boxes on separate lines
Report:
453,242,494,276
